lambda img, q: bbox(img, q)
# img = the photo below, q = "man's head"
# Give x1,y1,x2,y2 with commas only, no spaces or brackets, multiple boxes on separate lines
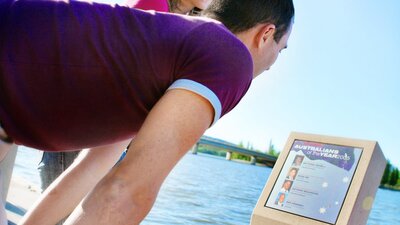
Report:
283,180,292,190
289,168,297,178
278,193,286,203
203,0,295,77
294,155,304,165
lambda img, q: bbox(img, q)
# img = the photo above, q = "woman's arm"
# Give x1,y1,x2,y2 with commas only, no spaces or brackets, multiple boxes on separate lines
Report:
64,88,213,224
19,139,130,225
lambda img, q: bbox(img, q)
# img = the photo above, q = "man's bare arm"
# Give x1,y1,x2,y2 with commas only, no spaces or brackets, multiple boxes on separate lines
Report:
19,140,130,225
64,88,214,225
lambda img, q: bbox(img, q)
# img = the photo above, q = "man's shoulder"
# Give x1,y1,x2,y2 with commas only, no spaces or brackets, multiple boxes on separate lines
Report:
182,19,251,60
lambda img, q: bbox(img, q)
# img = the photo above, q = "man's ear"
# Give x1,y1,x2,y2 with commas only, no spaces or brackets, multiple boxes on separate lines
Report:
255,24,276,48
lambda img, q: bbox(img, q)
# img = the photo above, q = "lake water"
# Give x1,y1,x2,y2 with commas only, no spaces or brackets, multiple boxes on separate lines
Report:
13,147,400,224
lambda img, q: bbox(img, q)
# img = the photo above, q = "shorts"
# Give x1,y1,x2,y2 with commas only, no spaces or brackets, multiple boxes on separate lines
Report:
0,123,13,144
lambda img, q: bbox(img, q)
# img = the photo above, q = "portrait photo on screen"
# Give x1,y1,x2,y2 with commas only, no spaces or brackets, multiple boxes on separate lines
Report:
265,140,362,224
274,192,288,207
292,155,305,167
286,167,299,180
280,180,293,193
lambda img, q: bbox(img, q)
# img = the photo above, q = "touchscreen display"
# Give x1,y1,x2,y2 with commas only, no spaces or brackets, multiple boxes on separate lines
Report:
265,140,362,224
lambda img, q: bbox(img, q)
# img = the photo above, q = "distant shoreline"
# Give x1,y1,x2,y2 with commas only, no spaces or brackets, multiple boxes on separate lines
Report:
379,185,400,192
196,152,270,167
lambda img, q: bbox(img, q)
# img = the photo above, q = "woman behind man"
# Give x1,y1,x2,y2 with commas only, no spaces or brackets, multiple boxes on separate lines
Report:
127,0,211,14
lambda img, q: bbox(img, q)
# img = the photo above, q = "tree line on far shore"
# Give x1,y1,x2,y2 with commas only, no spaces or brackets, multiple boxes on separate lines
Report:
380,160,400,189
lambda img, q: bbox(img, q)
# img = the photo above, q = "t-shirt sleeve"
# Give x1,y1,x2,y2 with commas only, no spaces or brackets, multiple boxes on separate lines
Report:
167,22,253,126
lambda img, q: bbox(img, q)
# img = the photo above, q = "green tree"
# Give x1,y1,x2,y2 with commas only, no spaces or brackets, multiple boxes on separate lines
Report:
231,152,250,161
389,168,399,186
267,140,280,157
381,160,392,185
246,142,254,150
233,141,250,161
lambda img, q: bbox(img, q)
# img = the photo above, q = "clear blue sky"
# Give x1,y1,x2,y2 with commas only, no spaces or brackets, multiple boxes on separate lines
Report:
100,0,400,166
206,0,400,167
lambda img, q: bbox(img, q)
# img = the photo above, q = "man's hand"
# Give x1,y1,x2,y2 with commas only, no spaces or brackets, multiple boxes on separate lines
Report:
64,89,214,224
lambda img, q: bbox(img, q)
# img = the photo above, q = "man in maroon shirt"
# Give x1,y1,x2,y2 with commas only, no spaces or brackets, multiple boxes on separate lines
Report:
36,0,213,208
0,0,294,224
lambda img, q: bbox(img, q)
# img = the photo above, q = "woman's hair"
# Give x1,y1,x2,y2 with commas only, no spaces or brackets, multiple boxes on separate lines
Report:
168,0,203,15
202,0,295,42
167,0,179,13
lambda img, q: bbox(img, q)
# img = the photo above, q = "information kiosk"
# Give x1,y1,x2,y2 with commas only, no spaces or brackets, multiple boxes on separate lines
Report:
251,132,386,225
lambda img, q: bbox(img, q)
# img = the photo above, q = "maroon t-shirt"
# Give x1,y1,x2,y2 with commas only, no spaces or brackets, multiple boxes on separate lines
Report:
0,0,253,151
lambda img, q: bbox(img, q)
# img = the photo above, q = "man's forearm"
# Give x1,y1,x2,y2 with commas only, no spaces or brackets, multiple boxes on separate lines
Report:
64,162,160,225
63,89,213,224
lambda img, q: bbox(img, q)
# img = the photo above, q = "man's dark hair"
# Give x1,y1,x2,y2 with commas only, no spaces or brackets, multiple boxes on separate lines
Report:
202,0,294,42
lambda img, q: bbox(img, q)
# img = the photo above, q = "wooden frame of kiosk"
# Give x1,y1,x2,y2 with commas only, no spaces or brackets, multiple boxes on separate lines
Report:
251,132,386,225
